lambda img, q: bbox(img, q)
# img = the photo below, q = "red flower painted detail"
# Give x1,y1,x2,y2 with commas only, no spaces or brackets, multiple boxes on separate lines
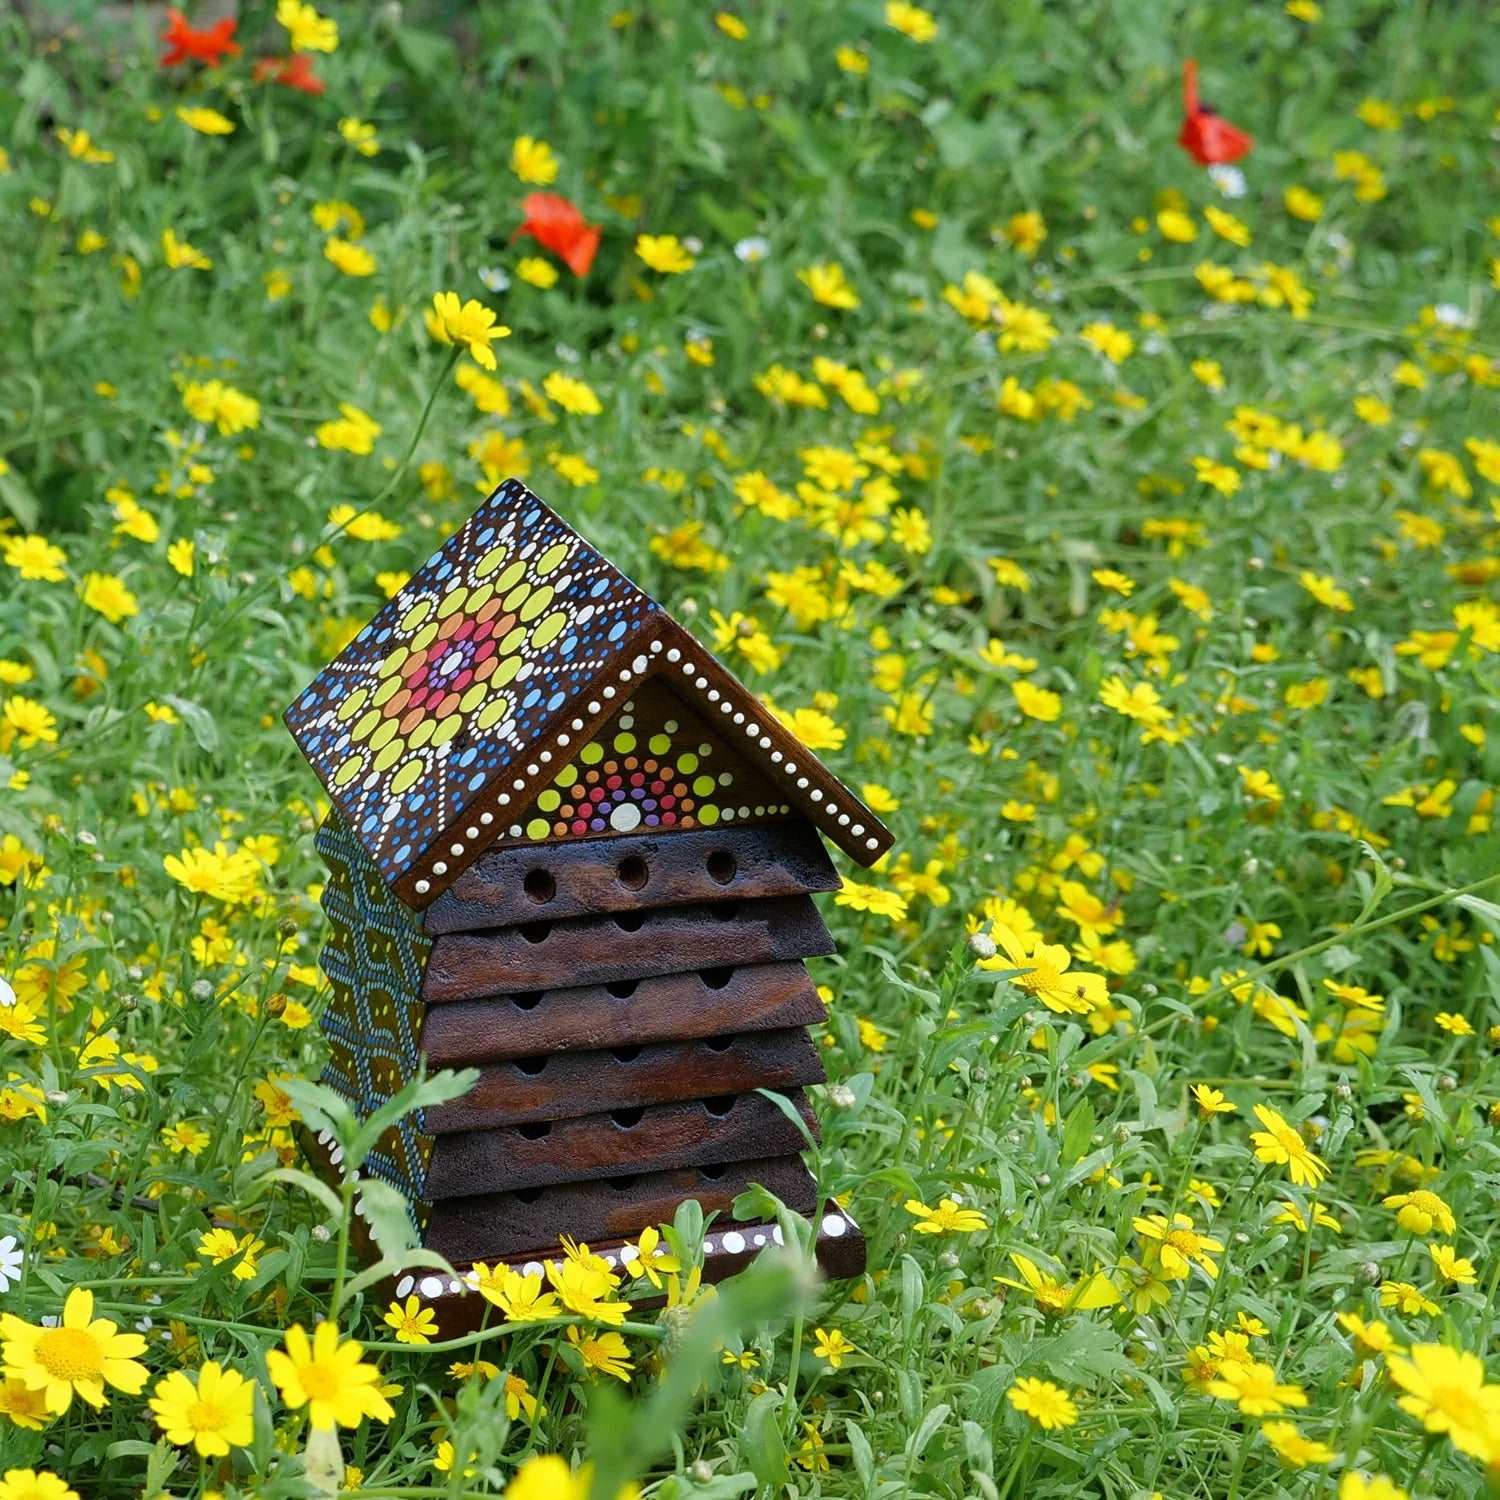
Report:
161,8,240,67
514,193,602,278
1178,60,1252,166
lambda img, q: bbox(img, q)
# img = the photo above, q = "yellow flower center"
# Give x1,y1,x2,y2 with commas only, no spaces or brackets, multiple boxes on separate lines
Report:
297,1359,343,1402
188,1396,227,1432
1431,1382,1485,1429
1167,1230,1198,1256
36,1326,105,1383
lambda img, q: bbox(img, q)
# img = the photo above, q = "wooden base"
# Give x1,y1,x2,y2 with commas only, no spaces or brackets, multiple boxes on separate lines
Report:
388,1203,867,1336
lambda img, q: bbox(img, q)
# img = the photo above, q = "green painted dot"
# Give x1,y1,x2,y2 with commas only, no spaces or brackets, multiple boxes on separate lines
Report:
698,804,720,825
693,775,715,796
538,789,561,812
525,818,550,840
553,762,576,786
390,758,424,795
678,752,699,774
581,742,604,764
649,734,671,755
613,732,636,753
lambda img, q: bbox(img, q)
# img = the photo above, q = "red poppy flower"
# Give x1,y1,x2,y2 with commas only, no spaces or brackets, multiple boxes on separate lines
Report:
252,54,326,96
513,193,602,278
1178,60,1252,166
160,8,240,68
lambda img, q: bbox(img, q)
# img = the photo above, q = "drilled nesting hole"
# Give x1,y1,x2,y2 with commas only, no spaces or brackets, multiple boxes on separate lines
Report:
700,1164,727,1180
710,902,740,921
519,921,551,944
608,1174,638,1191
522,868,556,903
611,1107,644,1128
616,855,649,890
703,1094,736,1117
613,911,645,933
706,850,737,885
515,1120,551,1140
611,1045,642,1063
513,1186,543,1203
704,1035,734,1053
509,991,542,1011
606,978,638,999
514,1056,546,1076
700,966,734,990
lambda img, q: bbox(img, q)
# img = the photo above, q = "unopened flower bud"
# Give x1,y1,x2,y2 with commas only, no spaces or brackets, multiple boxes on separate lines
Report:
1438,1074,1457,1093
968,931,997,960
690,1461,714,1484
191,979,212,1001
827,1083,856,1110
277,917,298,941
312,1224,331,1243
45,1090,69,1106
1359,1261,1381,1284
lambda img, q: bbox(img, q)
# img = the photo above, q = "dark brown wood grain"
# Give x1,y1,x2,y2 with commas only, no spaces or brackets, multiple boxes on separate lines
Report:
422,1153,817,1261
418,960,825,1065
422,822,839,934
422,1027,826,1133
421,895,834,1003
422,1089,818,1198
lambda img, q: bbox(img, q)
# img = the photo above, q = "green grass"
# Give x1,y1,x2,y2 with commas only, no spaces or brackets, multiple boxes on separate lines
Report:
2,0,1499,1496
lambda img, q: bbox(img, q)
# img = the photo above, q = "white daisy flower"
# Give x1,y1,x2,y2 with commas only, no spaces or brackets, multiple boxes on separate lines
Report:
0,1235,21,1292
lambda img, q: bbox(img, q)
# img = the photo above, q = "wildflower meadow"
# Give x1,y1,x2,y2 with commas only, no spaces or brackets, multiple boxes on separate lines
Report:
3,1,1500,1496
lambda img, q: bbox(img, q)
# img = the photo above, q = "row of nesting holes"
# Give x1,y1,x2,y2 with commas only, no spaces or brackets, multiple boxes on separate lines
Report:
521,849,738,907
512,1094,738,1143
506,966,734,1012
511,1030,738,1078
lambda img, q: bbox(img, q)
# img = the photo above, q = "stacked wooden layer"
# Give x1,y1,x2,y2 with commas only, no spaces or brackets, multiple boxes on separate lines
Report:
413,822,841,1264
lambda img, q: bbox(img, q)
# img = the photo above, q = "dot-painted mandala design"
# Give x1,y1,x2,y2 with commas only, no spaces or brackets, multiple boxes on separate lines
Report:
285,479,658,887
498,678,790,846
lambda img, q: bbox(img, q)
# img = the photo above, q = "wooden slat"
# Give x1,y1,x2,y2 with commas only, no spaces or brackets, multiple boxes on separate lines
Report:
422,1027,825,1133
419,960,825,1065
421,895,833,1003
422,1153,817,1262
422,822,838,934
422,1090,818,1198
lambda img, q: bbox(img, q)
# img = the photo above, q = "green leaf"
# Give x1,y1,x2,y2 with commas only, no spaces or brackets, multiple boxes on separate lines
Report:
1059,1097,1097,1167
0,464,39,530
162,695,219,754
354,1175,419,1256
742,1390,789,1488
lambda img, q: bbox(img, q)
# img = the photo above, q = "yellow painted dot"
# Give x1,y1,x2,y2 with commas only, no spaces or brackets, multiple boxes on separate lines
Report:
408,717,437,748
538,789,561,812
693,775,715,796
475,696,510,730
372,739,405,772
336,688,369,723
613,732,636,753
518,584,555,622
530,609,568,649
526,818,550,839
493,656,522,687
499,625,528,654
400,597,433,630
431,714,462,746
648,734,671,755
390,758,424,795
678,752,698,773
698,804,720,825
367,718,399,752
411,620,439,652
459,682,487,712
474,544,509,580
332,753,365,787
377,646,409,679
436,585,470,619
502,580,532,613
492,559,526,592
371,675,402,708
580,742,604,764
535,541,571,574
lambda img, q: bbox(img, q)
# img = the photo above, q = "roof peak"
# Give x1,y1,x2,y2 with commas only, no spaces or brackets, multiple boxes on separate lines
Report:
286,479,891,907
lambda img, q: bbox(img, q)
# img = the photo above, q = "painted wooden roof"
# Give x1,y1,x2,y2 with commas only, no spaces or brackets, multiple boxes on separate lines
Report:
285,478,893,907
